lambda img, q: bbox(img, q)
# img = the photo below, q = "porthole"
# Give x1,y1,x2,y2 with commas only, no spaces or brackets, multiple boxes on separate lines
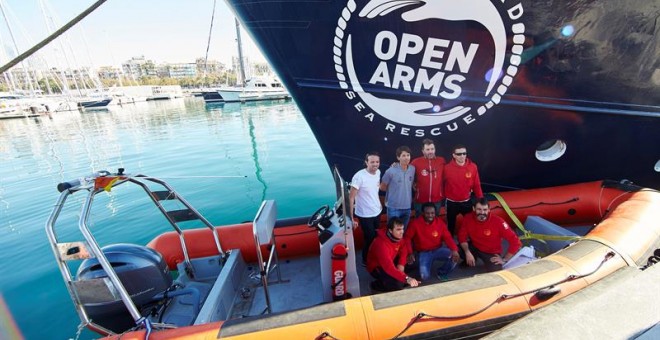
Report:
535,139,566,162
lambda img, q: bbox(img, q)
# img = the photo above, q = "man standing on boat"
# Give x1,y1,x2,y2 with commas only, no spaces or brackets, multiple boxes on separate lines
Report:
367,218,420,291
444,144,483,236
350,151,382,265
404,203,460,281
458,198,521,272
411,139,445,217
380,146,415,228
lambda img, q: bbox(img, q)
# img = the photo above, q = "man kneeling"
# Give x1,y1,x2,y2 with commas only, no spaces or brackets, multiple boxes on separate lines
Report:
366,217,420,291
405,203,460,281
458,197,522,272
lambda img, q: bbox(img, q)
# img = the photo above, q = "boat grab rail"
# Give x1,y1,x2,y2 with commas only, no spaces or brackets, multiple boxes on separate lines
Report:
46,175,141,335
46,168,225,335
129,175,225,266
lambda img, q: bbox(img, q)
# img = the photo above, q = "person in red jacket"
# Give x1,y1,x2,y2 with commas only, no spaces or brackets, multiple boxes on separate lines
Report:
410,139,445,217
444,144,483,236
458,198,522,272
367,217,420,291
404,203,460,281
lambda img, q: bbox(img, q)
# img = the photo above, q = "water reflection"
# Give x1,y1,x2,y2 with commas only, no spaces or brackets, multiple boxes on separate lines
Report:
0,96,335,339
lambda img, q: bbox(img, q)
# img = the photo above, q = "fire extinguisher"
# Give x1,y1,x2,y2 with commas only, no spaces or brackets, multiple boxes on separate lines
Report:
331,243,351,301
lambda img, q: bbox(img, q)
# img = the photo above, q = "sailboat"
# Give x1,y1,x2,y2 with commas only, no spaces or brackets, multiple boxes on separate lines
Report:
202,19,290,103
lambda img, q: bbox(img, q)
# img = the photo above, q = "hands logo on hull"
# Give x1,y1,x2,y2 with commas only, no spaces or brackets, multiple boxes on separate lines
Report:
334,0,526,137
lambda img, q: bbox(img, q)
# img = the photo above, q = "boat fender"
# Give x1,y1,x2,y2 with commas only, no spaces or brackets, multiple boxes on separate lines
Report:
331,243,351,301
534,285,561,301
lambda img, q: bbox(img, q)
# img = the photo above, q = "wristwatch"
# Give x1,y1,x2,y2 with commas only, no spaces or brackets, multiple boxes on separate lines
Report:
405,276,410,283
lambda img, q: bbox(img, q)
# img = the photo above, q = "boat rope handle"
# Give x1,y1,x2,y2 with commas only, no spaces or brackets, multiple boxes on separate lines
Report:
316,331,342,340
390,251,615,339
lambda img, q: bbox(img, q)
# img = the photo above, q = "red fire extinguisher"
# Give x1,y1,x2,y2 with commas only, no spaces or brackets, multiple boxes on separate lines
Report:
331,243,351,301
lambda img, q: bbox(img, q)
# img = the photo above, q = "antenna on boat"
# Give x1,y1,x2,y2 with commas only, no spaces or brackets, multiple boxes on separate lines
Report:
203,0,218,85
235,18,247,87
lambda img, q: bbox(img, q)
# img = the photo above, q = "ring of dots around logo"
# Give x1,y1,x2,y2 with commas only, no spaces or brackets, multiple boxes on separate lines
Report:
477,23,526,115
335,1,356,90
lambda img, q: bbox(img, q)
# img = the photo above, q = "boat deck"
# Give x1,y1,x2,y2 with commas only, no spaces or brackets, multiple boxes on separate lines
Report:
227,223,591,320
228,251,490,320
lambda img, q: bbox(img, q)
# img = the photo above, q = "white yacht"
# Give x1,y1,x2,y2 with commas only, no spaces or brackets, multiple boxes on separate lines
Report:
202,76,290,103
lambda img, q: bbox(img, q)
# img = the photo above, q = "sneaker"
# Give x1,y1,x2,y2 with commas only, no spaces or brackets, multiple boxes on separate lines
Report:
436,274,449,282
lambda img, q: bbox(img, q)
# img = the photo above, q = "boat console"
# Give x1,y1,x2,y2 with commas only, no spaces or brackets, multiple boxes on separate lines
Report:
307,166,361,302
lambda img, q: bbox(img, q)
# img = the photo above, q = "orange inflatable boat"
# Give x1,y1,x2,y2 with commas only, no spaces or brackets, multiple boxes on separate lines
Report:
46,173,660,339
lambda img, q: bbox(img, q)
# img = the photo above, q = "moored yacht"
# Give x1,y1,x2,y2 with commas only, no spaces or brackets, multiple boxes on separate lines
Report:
202,76,290,103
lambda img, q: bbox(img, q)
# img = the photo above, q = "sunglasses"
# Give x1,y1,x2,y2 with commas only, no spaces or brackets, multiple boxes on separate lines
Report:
454,152,467,156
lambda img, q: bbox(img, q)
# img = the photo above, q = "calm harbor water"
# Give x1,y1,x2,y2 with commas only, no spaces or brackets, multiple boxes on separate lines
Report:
0,98,336,339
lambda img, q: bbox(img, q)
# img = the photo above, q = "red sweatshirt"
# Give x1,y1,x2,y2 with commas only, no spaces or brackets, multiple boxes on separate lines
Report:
411,156,445,203
458,212,521,255
444,159,483,201
404,216,458,253
366,229,408,282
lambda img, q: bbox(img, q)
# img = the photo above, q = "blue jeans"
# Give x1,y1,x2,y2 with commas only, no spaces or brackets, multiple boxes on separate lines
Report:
418,247,455,281
387,208,411,228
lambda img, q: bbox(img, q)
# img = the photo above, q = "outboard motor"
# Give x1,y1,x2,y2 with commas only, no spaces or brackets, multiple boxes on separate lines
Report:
76,244,172,333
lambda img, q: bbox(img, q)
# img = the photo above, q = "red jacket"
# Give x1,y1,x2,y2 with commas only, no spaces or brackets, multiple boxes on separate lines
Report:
366,229,408,282
411,156,445,203
458,212,521,255
444,159,483,201
404,216,458,253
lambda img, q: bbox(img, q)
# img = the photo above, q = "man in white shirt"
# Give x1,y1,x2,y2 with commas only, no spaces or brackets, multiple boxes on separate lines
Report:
350,151,382,265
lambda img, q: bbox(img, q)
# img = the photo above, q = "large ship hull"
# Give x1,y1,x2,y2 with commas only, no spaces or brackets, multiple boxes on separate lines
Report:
225,0,660,190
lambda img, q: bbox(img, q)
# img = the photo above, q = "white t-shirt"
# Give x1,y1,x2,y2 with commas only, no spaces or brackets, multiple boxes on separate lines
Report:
351,169,382,218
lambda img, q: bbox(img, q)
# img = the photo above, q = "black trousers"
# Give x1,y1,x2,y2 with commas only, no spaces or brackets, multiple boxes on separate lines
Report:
370,267,405,292
446,199,473,235
459,242,502,272
358,215,380,263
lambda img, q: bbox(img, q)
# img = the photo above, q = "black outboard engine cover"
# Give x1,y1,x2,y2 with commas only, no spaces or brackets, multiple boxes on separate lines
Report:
76,243,172,333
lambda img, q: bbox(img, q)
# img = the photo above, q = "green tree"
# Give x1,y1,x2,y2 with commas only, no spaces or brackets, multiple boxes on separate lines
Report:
37,78,62,94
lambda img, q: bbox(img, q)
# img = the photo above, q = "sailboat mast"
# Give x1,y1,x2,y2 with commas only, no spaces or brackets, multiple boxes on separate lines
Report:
0,0,35,95
235,18,246,86
0,31,17,92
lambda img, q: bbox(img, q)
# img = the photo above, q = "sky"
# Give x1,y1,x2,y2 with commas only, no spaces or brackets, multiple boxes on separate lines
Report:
0,0,266,69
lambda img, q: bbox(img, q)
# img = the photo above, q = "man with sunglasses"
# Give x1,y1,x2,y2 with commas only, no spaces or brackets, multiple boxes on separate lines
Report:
444,144,483,236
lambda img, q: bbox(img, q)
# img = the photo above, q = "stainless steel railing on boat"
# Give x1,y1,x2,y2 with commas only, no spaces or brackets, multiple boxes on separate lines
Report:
45,169,226,335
